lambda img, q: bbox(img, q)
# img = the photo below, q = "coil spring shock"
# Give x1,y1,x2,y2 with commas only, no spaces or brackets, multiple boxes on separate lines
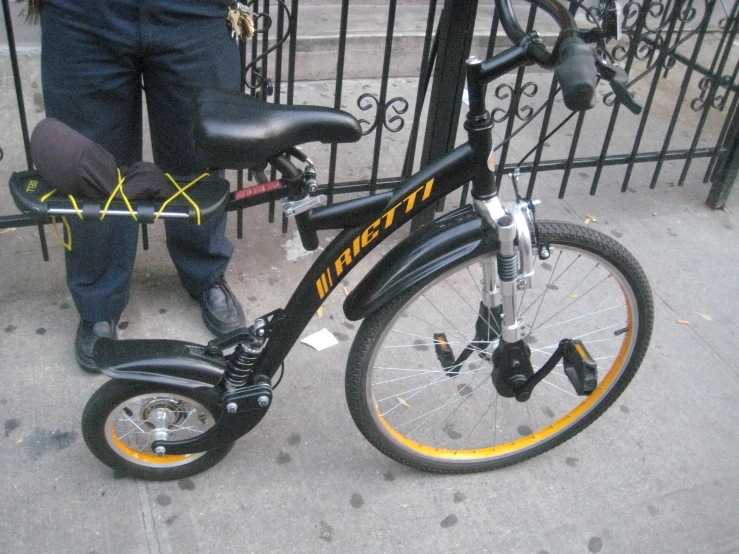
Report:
496,214,519,283
496,251,518,281
225,342,261,388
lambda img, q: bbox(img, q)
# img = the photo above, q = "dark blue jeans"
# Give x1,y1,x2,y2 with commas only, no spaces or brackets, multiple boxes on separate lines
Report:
41,0,239,321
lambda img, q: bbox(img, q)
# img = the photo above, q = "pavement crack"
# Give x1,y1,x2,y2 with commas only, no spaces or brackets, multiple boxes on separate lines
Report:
137,480,162,554
653,290,738,379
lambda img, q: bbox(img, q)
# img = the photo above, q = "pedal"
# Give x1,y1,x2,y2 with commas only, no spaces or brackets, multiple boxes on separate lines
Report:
433,333,456,372
562,339,598,395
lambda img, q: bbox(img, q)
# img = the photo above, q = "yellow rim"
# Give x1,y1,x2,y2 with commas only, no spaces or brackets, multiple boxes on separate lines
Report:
374,292,635,461
110,423,195,464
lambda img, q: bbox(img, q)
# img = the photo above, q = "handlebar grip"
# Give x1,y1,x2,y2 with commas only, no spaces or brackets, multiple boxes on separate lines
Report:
554,38,597,111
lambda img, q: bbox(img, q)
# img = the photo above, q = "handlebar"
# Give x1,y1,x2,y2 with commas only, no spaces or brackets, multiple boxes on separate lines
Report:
554,37,597,110
494,0,598,111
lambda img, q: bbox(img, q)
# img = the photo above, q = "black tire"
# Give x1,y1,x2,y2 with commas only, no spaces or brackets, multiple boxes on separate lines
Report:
346,221,653,473
82,380,234,480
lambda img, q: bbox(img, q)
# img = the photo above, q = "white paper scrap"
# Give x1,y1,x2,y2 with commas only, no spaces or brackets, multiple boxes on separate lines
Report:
300,328,339,351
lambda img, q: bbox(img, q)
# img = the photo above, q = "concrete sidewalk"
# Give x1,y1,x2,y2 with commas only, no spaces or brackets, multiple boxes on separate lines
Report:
1,11,739,554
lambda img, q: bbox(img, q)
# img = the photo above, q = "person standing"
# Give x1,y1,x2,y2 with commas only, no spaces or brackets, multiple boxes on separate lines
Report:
37,0,246,371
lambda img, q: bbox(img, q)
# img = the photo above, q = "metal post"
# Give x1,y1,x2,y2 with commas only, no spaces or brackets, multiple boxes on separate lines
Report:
1,0,49,259
708,104,739,209
411,0,478,231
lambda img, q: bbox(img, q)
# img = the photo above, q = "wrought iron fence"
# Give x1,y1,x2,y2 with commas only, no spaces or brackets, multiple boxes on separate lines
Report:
2,0,738,259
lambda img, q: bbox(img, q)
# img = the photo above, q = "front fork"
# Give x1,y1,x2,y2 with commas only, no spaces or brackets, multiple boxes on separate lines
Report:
473,191,544,398
472,192,597,401
473,194,538,343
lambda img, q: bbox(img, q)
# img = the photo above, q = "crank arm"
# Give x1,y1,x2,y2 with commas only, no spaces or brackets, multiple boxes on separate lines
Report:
152,382,272,455
514,338,598,401
513,340,567,402
446,345,476,376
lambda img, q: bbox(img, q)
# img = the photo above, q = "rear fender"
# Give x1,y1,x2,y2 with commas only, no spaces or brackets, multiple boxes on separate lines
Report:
94,338,225,388
343,205,498,321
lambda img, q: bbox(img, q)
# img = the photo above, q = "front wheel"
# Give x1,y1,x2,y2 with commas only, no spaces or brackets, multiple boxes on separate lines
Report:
346,221,653,473
82,380,233,480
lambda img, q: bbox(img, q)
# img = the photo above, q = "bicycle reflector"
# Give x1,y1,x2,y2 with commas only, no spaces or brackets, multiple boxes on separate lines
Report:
434,333,456,370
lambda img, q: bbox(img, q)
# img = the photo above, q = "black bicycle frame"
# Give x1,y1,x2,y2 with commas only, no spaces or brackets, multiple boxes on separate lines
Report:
254,143,474,378
249,43,533,380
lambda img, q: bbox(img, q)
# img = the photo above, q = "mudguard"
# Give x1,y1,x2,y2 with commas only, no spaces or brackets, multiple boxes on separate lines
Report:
344,205,499,321
94,338,226,388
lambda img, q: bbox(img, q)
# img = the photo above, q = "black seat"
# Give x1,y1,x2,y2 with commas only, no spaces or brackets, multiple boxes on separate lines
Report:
193,89,362,170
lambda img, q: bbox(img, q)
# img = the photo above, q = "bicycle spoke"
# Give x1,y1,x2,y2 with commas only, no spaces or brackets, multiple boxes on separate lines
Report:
533,301,624,334
531,274,613,333
357,226,648,469
396,379,493,433
376,365,489,406
374,357,487,384
387,328,470,349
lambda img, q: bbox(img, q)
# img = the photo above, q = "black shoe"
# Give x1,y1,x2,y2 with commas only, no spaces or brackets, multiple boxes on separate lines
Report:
200,277,246,335
75,320,117,373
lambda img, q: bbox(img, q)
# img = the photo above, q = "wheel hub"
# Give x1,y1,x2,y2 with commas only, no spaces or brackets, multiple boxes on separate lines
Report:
139,398,186,445
491,339,534,398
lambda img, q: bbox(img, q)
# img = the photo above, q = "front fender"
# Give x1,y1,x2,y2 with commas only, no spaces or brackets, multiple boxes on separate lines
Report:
94,338,226,388
344,205,498,321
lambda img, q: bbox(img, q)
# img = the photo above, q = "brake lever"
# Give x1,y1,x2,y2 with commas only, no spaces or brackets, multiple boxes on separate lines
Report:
595,57,642,114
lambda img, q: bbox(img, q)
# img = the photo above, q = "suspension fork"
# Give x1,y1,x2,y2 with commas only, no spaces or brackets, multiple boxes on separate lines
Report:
473,195,536,343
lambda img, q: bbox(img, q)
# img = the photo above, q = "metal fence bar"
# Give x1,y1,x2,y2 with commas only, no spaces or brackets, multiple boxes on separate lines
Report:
555,0,586,199
287,0,298,106
494,3,539,192
367,0,398,196
678,0,739,185
705,55,739,179
622,3,681,191
400,0,439,181
707,102,739,207
1,0,49,259
651,0,717,188
526,81,559,198
273,3,291,234
517,146,715,171
412,0,478,230
589,0,653,195
327,0,350,206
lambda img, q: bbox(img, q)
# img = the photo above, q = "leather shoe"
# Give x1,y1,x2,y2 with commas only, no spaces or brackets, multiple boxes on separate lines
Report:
200,277,246,335
75,320,116,373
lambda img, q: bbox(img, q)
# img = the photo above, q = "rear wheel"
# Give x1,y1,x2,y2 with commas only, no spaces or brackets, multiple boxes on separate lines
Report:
82,380,233,480
346,221,653,473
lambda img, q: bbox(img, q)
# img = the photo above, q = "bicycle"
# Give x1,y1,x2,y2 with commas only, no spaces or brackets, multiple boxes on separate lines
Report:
10,0,652,480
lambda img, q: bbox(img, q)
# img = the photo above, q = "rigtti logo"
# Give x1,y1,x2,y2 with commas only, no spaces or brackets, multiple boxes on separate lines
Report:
26,179,39,193
316,178,435,300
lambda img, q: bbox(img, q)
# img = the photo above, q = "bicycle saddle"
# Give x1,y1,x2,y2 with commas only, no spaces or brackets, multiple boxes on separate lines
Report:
194,89,362,170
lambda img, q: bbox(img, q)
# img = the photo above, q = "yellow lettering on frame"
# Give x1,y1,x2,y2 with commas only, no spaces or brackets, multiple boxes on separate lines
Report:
422,178,434,200
403,186,424,213
316,278,326,299
381,202,403,229
361,218,381,248
321,273,331,293
334,248,353,276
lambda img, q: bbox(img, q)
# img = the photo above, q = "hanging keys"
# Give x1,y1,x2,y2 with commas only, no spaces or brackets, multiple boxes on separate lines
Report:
227,2,256,43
